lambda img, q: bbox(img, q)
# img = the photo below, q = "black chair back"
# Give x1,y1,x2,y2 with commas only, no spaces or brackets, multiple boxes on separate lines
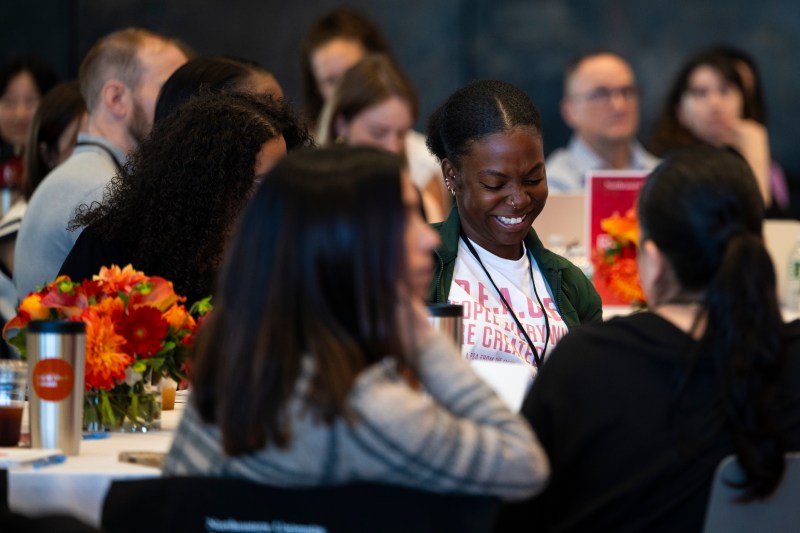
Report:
102,476,499,533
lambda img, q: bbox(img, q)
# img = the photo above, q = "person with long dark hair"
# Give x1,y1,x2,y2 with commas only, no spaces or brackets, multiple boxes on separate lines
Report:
496,146,800,532
59,91,312,303
0,57,59,193
648,47,780,208
162,146,550,501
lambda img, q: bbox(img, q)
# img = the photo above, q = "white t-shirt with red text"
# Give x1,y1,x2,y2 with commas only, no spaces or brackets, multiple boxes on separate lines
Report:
449,238,568,373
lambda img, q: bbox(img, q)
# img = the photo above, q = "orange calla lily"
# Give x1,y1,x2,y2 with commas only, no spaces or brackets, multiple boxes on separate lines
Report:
129,277,184,312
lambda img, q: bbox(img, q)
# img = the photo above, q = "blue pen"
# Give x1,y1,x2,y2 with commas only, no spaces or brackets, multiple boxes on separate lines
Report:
83,431,110,440
31,454,67,469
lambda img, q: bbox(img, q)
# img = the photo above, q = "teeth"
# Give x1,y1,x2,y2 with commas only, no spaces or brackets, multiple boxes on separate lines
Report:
497,215,524,225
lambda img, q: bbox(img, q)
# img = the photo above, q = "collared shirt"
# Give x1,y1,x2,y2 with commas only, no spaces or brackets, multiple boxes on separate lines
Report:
545,135,660,193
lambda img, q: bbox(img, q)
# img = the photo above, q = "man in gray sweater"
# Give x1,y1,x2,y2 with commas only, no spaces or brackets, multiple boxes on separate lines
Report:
14,27,187,298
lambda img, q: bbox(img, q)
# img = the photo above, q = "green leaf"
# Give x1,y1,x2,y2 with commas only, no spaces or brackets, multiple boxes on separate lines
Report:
7,330,26,360
157,341,176,356
147,357,165,373
189,296,213,316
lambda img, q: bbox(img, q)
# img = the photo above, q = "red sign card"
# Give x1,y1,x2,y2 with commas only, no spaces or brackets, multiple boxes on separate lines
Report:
586,171,648,306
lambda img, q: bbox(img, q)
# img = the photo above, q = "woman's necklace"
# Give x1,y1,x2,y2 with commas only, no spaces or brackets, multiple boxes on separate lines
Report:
460,233,550,369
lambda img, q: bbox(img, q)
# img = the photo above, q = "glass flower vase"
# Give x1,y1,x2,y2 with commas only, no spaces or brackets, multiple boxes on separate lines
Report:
83,383,161,433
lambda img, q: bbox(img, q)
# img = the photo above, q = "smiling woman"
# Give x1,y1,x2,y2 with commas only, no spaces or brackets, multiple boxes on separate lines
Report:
426,80,602,374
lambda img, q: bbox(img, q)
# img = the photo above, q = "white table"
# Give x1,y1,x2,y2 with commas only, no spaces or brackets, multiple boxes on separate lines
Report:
7,398,185,527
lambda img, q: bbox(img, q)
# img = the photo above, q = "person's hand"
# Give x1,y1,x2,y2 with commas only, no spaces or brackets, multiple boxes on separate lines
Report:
722,118,770,204
395,287,434,360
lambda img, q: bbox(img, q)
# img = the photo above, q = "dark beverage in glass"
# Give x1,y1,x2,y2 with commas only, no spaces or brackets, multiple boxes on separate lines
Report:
0,404,23,446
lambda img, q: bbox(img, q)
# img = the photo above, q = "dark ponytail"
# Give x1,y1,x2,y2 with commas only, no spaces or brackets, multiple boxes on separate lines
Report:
702,232,784,500
639,146,785,500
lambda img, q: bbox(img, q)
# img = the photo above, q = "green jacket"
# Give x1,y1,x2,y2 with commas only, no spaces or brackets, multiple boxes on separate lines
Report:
427,207,603,329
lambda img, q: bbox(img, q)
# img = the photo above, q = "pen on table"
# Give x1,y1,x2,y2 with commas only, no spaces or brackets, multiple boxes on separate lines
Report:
31,454,67,469
83,431,110,440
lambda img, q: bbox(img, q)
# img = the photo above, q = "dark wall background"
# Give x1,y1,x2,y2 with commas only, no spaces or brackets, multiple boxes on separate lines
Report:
3,0,800,215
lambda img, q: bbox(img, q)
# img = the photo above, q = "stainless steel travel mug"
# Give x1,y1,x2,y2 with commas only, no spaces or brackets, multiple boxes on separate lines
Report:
27,320,86,455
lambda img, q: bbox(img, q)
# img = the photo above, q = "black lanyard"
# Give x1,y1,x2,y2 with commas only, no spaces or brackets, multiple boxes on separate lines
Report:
75,141,123,171
460,234,550,369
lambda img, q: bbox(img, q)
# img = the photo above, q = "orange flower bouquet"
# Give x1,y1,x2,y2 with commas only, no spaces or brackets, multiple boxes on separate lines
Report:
3,264,211,432
591,208,646,305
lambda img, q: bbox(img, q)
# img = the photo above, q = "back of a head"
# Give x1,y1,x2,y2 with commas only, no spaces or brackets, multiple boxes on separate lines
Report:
22,80,86,199
639,145,785,502
196,145,408,454
425,79,542,166
301,7,392,121
221,145,406,332
639,146,764,290
325,53,418,143
154,56,271,123
78,27,177,113
71,91,298,302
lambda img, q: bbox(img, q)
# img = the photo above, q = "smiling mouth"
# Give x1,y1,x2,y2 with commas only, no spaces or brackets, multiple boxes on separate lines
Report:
495,214,527,226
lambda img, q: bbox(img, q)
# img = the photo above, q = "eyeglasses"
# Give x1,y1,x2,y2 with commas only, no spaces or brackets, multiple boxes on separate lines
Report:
570,85,639,104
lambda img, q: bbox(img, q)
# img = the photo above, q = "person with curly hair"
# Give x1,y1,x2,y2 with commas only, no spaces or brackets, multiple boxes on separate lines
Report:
59,90,313,304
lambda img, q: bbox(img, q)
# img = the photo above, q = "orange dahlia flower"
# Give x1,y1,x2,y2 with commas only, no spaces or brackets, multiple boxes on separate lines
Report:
83,310,131,391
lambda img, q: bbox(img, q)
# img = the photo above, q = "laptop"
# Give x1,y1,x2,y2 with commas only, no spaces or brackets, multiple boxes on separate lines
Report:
534,193,586,249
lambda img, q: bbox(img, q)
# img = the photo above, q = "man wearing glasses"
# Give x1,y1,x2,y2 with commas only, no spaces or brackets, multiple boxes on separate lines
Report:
546,52,659,193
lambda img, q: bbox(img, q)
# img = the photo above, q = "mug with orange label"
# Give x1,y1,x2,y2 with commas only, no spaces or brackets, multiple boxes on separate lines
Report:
27,321,86,455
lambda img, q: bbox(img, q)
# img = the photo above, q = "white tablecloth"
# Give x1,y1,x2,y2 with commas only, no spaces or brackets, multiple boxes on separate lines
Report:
7,399,185,527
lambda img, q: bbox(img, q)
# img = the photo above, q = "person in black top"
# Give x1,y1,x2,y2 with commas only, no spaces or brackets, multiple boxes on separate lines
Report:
495,146,800,532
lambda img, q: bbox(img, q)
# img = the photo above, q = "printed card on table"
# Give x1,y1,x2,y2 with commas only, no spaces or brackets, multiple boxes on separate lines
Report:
586,171,648,306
